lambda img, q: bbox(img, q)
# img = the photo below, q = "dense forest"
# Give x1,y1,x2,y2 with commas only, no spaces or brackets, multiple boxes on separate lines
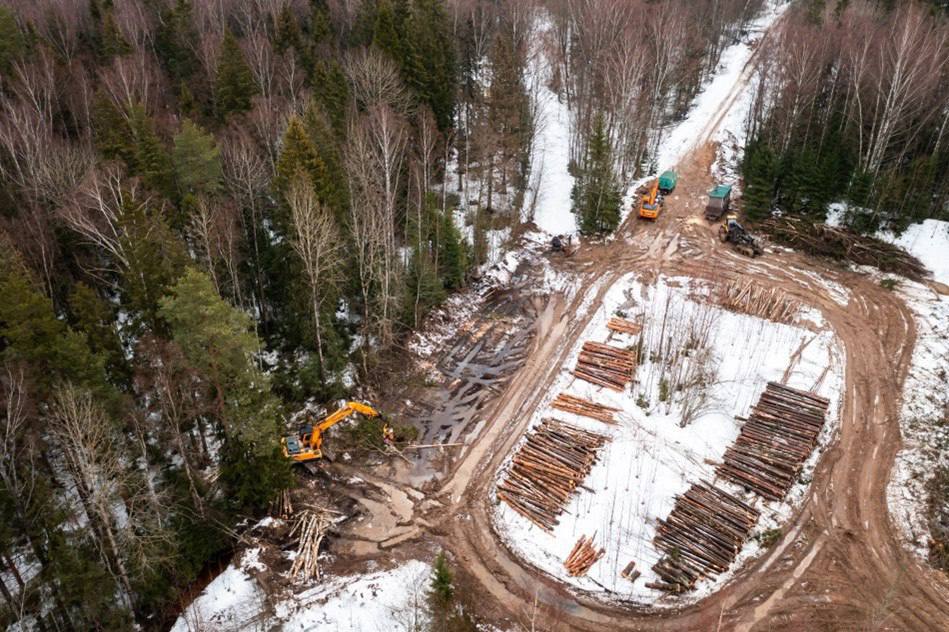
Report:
740,0,949,231
3,0,945,629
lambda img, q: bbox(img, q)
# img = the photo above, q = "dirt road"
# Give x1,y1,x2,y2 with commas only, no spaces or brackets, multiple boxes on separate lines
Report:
415,21,949,632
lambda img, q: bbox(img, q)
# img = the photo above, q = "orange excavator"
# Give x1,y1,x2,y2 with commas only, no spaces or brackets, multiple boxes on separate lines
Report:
282,401,385,463
638,179,663,220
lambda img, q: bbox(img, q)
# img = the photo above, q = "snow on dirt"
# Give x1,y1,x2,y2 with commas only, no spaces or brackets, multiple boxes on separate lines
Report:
493,273,843,604
526,17,576,237
171,557,432,632
887,278,949,559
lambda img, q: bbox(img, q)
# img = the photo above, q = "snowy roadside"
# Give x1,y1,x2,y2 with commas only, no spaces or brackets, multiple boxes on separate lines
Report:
493,273,844,605
171,553,432,632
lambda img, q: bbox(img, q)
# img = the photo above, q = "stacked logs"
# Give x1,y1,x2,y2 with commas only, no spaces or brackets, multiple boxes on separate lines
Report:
715,280,799,324
573,342,637,390
551,393,619,423
607,317,642,335
717,382,830,501
564,535,605,576
289,509,331,582
649,482,760,593
497,419,609,531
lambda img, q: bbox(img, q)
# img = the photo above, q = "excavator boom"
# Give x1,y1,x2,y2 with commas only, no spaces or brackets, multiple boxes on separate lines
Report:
282,401,382,464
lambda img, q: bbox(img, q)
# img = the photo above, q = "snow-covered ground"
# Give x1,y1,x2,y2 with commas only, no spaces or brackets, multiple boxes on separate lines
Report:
494,274,843,604
171,553,432,632
525,18,576,237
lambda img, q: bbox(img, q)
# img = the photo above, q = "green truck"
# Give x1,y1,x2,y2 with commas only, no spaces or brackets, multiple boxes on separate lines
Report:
705,184,733,220
658,170,677,194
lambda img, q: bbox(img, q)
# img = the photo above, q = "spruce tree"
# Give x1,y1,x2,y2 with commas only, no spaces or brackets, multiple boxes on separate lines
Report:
215,30,257,120
173,118,223,198
438,210,466,290
129,105,176,199
274,116,333,228
741,141,777,220
573,114,620,236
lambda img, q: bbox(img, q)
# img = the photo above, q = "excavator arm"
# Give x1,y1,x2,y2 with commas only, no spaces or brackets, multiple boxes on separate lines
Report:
314,401,380,435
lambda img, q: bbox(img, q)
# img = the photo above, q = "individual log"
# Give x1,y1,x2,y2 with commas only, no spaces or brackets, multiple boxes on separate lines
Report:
607,317,642,335
551,393,620,423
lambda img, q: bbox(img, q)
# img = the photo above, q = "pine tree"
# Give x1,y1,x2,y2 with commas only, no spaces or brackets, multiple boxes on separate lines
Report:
438,209,466,290
274,116,332,227
310,60,350,136
155,0,200,84
97,9,132,60
69,281,130,387
215,30,257,120
129,105,176,199
741,140,777,220
159,269,290,508
430,552,454,608
302,103,348,217
573,114,620,236
173,119,223,198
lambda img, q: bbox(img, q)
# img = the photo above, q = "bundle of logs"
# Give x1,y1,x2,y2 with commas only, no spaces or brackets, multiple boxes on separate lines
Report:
715,280,799,324
573,341,637,391
717,382,830,501
564,534,605,576
551,393,620,423
649,482,760,593
760,217,927,280
607,317,642,335
289,508,332,582
497,419,609,531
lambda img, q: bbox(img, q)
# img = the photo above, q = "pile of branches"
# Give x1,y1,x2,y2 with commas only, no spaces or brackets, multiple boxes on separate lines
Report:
760,217,927,279
289,508,332,582
564,534,605,576
715,280,799,324
497,419,609,531
573,341,636,390
649,482,760,593
551,393,619,423
607,317,642,335
717,382,830,500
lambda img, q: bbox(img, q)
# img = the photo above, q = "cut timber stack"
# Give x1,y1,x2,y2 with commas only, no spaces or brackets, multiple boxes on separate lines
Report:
497,419,609,531
564,535,605,576
717,382,830,501
573,341,637,391
649,482,760,593
607,317,642,335
715,280,799,324
551,393,619,423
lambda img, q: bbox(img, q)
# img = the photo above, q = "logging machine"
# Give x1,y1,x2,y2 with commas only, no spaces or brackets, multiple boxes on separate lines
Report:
282,401,384,463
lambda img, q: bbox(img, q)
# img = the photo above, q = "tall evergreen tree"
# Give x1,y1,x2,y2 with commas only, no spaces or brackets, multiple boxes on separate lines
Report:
572,114,621,235
173,119,223,198
214,30,257,120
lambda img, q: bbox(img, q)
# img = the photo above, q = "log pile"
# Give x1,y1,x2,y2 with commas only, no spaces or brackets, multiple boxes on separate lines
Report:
289,508,331,582
717,382,830,500
649,482,760,593
607,317,642,335
551,393,620,423
760,216,927,280
573,341,637,390
497,419,609,531
715,280,799,324
564,535,605,576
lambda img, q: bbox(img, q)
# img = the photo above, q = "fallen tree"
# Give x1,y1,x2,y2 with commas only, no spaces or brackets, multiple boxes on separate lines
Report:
759,217,928,280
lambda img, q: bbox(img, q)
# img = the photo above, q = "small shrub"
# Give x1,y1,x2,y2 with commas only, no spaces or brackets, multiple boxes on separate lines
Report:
757,528,782,548
636,393,649,409
880,278,899,291
659,377,670,402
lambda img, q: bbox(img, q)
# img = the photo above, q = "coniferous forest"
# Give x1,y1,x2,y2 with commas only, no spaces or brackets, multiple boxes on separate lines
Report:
0,0,947,630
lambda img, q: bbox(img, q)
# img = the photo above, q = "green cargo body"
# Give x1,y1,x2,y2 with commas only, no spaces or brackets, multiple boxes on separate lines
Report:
705,184,733,221
658,170,677,193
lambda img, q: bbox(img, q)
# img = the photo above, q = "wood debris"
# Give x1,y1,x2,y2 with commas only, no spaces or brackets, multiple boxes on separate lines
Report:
715,279,799,324
564,534,605,576
649,482,760,593
607,317,642,335
760,216,927,279
572,341,637,391
551,393,620,424
497,419,609,531
717,382,830,501
288,508,331,582
270,488,294,519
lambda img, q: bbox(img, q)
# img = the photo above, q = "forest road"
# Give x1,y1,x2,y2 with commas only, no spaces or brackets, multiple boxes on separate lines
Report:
423,13,949,632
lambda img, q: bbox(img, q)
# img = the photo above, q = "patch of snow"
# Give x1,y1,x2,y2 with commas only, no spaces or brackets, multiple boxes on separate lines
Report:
171,565,267,632
887,279,949,558
881,220,949,286
525,16,576,237
494,273,843,605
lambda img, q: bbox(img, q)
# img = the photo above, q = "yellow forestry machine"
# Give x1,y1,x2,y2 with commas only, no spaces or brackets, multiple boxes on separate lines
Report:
282,401,391,464
718,213,763,257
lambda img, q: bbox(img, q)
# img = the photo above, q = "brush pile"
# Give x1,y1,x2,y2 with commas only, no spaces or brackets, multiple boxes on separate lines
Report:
760,217,927,279
551,393,619,423
717,382,829,500
607,317,642,335
564,535,605,576
573,341,637,390
289,508,331,582
649,482,760,592
497,419,609,531
715,280,799,324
